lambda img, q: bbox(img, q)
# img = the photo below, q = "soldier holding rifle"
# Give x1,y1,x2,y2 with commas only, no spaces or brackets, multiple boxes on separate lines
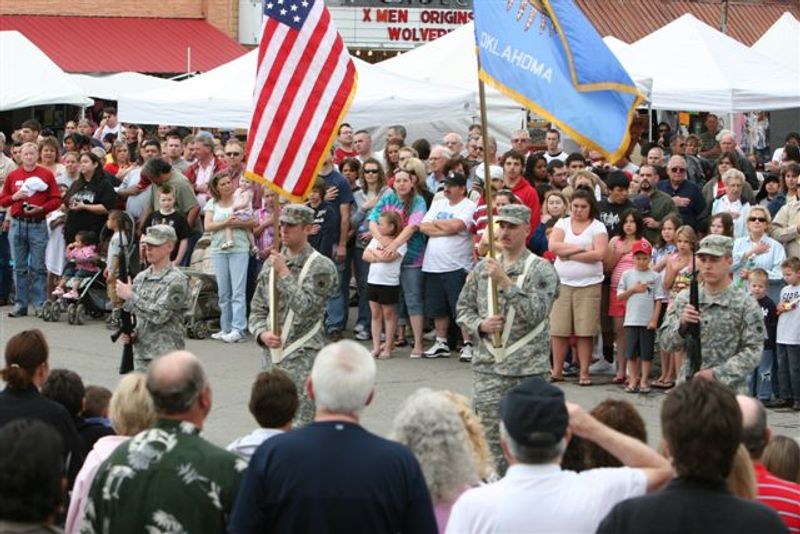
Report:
658,235,763,390
456,204,559,473
115,225,189,370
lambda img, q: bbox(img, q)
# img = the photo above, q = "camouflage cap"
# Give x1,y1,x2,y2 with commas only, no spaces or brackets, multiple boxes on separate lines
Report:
280,204,314,225
696,234,733,257
142,224,177,246
494,204,531,227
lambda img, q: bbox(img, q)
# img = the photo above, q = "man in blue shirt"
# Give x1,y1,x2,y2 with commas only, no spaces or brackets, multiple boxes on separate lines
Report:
319,153,354,341
657,155,706,231
230,340,437,534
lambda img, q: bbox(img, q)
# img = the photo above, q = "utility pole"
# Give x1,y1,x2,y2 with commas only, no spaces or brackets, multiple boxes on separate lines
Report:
720,0,730,34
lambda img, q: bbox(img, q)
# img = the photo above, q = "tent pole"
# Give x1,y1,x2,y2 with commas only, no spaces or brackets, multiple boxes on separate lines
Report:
648,104,653,142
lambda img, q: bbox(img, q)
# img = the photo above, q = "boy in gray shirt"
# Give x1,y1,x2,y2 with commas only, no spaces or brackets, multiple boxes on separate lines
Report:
617,240,664,394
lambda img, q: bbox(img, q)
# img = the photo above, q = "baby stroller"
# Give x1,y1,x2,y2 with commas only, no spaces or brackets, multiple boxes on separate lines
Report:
41,258,108,324
180,236,220,340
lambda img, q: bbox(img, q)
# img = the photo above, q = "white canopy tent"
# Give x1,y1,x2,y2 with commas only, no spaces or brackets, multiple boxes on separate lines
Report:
614,14,800,112
70,73,176,101
118,51,476,131
0,31,92,111
752,12,800,72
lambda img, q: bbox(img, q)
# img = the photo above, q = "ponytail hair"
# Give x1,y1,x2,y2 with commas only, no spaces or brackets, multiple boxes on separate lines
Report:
1,330,49,390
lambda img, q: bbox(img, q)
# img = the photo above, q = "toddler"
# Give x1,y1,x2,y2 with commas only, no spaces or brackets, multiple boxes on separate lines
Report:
104,210,127,326
363,211,406,359
747,268,777,402
224,178,257,253
53,231,100,299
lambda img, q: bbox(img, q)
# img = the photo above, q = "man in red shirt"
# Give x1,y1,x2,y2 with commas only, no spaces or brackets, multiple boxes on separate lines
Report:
0,142,62,317
333,123,357,165
738,395,800,533
501,150,541,236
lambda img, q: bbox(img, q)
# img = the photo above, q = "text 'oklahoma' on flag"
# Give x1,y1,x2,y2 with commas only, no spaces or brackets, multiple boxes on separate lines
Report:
245,0,357,201
474,0,643,162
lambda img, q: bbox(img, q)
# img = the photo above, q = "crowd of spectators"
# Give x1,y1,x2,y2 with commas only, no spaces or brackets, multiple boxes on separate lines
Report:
0,331,797,533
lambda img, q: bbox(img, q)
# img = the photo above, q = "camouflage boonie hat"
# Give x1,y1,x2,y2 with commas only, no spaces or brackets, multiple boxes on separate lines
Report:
494,204,531,227
280,204,314,225
696,234,733,257
142,224,177,246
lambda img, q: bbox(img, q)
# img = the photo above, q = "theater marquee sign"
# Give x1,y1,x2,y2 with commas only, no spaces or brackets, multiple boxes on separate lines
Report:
327,0,473,48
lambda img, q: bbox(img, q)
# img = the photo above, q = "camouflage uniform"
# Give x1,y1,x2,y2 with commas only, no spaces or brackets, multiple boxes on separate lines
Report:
456,220,560,473
658,284,764,392
658,234,764,392
124,265,189,370
249,233,338,426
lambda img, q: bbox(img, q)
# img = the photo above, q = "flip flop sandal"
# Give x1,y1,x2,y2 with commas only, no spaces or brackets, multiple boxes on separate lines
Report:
625,384,639,393
579,378,593,387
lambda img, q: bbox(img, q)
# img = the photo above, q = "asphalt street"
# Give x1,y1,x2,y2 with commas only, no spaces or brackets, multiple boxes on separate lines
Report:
0,313,796,449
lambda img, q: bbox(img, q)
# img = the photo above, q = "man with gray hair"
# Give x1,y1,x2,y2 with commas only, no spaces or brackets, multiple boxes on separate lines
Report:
185,130,226,210
656,155,705,230
426,144,452,193
446,377,671,534
719,131,759,189
82,351,246,533
230,340,437,533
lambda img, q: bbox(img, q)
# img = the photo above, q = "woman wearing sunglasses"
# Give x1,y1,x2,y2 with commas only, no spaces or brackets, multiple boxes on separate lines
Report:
732,205,786,291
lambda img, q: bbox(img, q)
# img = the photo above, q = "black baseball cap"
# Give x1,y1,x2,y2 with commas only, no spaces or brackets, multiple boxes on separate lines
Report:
444,172,467,187
500,377,568,447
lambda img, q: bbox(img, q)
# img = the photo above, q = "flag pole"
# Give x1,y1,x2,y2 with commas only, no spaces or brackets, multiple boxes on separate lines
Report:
270,194,282,336
477,67,502,349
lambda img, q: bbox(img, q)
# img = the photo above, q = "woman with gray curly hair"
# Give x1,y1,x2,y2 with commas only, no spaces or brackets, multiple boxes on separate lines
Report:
390,388,480,533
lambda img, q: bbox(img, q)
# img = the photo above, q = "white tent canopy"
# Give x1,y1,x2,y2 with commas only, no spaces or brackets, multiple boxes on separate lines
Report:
378,23,525,149
614,14,800,112
70,73,176,101
0,31,92,111
752,12,800,72
118,51,476,130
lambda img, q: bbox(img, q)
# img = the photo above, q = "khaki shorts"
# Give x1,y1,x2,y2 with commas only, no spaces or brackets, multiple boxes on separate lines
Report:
549,283,602,337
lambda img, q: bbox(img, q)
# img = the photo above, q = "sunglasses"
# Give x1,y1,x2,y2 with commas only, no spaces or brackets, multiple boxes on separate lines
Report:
225,152,241,156
363,168,380,174
748,217,768,223
670,167,686,173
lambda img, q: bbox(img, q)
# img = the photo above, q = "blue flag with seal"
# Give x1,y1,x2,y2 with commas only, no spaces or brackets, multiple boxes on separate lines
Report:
474,0,643,162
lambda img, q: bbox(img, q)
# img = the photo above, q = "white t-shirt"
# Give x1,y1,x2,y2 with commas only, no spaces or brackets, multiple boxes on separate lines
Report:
553,218,607,287
618,268,666,327
446,464,646,534
777,284,800,345
116,168,150,220
44,209,66,276
366,239,406,286
544,151,568,163
422,197,477,273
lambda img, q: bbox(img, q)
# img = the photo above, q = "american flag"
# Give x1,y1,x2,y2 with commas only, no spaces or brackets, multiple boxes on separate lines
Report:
245,0,357,200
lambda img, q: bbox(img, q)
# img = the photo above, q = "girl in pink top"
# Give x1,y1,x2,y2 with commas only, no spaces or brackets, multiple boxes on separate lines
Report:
603,209,647,384
52,230,100,299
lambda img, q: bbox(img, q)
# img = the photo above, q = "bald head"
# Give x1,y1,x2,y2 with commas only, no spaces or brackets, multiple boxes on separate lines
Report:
147,351,208,416
736,395,769,460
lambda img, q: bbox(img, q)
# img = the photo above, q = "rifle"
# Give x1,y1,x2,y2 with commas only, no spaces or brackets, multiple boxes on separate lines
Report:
110,231,136,374
686,245,702,379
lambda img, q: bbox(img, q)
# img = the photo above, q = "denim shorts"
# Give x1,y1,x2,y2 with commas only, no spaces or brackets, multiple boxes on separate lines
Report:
398,266,424,317
424,269,468,318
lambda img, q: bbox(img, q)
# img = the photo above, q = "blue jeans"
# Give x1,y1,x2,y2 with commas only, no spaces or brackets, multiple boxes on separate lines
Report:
11,218,48,311
749,349,775,400
212,251,249,334
353,245,371,331
776,343,800,402
0,212,12,300
397,266,425,320
325,253,349,332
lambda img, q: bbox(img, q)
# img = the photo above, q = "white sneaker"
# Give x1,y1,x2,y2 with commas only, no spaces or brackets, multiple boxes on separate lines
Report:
423,340,450,359
221,330,246,343
459,342,473,363
354,330,370,341
588,359,614,375
211,331,227,340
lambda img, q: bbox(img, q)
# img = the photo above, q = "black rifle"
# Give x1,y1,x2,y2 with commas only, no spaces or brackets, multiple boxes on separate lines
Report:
110,232,136,374
686,246,702,379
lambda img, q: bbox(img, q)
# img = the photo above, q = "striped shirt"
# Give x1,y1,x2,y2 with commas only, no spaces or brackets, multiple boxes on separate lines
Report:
755,462,800,533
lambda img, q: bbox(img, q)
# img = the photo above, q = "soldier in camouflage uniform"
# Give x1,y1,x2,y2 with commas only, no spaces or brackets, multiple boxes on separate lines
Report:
249,204,338,426
116,225,189,371
658,235,763,392
456,205,559,474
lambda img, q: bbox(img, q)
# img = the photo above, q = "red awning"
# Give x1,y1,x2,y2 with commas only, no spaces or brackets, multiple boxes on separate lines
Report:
0,16,248,74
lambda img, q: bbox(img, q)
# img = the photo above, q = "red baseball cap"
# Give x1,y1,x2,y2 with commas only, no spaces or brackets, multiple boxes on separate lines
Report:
631,240,652,256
